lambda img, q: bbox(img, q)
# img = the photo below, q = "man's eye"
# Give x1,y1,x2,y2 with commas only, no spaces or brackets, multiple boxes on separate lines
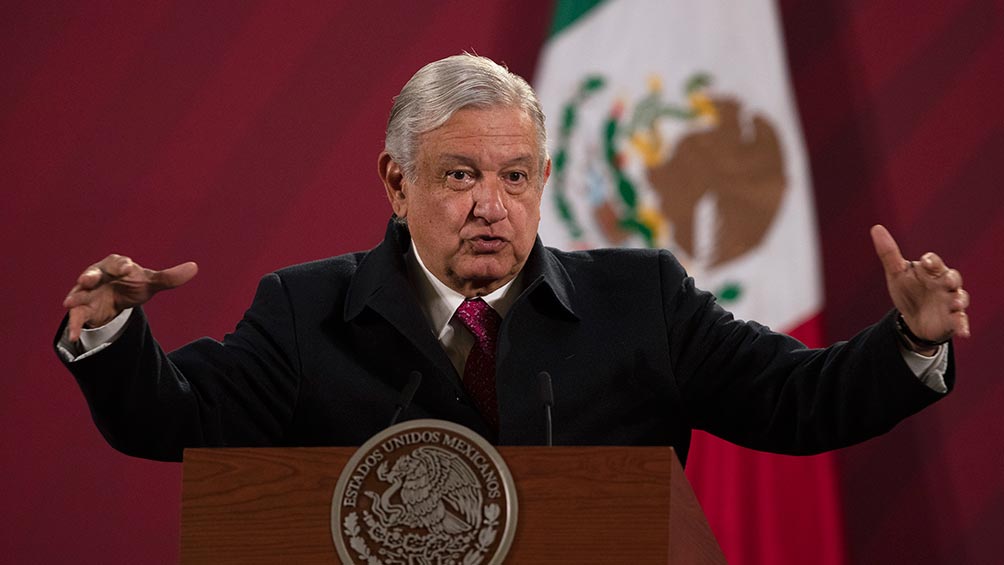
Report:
505,172,526,182
447,171,470,181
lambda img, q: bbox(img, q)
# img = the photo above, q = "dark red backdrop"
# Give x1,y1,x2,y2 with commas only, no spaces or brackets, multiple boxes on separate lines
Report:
2,1,1000,563
780,1,1003,563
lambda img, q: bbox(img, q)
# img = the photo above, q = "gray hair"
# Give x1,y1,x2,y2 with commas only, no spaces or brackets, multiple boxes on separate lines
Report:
385,53,548,181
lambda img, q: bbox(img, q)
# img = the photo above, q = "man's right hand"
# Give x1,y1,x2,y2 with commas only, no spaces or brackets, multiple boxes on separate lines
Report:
62,254,198,342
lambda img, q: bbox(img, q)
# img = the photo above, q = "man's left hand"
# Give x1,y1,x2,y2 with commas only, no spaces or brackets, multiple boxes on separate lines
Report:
871,224,970,354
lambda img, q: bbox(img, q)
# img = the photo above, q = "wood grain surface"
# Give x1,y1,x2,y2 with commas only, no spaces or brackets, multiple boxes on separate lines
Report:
181,446,724,564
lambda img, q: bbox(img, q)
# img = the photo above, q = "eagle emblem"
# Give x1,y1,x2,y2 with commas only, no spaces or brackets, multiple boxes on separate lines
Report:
331,420,517,565
548,72,788,303
366,446,483,535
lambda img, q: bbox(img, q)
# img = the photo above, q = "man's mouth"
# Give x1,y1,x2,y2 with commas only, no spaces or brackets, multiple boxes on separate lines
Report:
468,235,507,253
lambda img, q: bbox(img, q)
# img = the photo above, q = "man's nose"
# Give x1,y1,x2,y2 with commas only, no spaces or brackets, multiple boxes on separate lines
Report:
472,178,507,223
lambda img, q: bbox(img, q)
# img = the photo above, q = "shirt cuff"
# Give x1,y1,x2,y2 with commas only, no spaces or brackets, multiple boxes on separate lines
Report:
899,342,949,393
57,308,134,362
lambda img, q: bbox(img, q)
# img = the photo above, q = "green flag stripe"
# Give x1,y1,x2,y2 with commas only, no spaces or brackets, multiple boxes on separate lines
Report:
548,0,606,37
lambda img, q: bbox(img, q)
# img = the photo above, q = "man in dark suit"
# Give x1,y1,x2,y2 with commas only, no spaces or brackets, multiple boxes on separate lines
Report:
57,54,970,463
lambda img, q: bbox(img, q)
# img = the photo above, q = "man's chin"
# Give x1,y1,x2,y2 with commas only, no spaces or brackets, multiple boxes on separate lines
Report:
452,260,518,293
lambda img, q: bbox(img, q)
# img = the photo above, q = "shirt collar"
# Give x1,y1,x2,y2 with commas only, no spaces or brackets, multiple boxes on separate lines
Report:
345,218,578,324
406,241,521,339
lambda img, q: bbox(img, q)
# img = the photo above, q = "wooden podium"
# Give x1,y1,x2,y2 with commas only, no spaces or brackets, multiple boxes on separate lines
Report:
181,446,725,564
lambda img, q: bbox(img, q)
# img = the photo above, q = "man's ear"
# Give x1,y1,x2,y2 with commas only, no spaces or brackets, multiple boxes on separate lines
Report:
378,152,408,219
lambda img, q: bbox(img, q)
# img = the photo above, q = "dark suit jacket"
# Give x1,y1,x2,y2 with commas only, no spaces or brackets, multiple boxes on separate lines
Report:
58,220,952,462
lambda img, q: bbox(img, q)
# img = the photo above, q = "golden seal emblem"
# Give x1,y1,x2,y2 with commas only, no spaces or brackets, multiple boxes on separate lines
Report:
331,419,518,565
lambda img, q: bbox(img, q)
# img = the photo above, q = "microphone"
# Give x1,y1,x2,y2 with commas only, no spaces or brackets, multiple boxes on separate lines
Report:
538,371,554,446
388,370,423,428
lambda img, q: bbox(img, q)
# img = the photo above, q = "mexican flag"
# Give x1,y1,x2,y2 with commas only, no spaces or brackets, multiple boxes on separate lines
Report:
534,1,845,563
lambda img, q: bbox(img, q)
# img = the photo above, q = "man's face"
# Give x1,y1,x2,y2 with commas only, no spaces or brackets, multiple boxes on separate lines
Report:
381,106,550,297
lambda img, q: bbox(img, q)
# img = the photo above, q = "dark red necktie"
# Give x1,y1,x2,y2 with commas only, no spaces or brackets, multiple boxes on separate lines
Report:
455,298,501,432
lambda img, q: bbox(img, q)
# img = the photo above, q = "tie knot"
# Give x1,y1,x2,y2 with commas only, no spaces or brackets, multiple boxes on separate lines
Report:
455,298,501,347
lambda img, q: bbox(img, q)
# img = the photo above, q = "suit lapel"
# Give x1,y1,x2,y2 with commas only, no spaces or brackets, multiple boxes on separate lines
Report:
344,220,461,388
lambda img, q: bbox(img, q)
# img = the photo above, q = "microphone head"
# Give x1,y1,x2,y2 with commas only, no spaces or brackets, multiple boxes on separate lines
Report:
537,371,554,406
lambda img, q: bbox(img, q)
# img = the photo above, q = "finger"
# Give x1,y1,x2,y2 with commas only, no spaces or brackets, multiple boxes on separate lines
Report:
66,305,89,343
100,254,139,278
919,252,948,277
951,288,970,312
870,224,907,275
940,268,963,291
149,261,199,290
63,287,88,308
953,311,971,339
76,266,109,290
76,254,130,289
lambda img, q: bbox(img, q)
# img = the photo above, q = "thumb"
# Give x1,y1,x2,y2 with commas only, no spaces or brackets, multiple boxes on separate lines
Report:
870,224,907,276
150,261,199,290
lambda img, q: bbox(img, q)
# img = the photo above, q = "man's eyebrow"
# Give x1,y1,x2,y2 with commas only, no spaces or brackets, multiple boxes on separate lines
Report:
500,155,535,167
436,154,536,167
437,154,479,167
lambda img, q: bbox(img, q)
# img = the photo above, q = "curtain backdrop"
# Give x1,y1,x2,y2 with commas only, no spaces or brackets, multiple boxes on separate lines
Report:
2,1,999,563
779,1,1003,563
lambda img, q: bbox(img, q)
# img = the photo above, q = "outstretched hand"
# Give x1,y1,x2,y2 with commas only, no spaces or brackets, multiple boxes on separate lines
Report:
871,225,970,353
62,254,198,342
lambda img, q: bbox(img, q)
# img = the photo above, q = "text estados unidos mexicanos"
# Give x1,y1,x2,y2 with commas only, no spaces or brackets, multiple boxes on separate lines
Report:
342,431,502,507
